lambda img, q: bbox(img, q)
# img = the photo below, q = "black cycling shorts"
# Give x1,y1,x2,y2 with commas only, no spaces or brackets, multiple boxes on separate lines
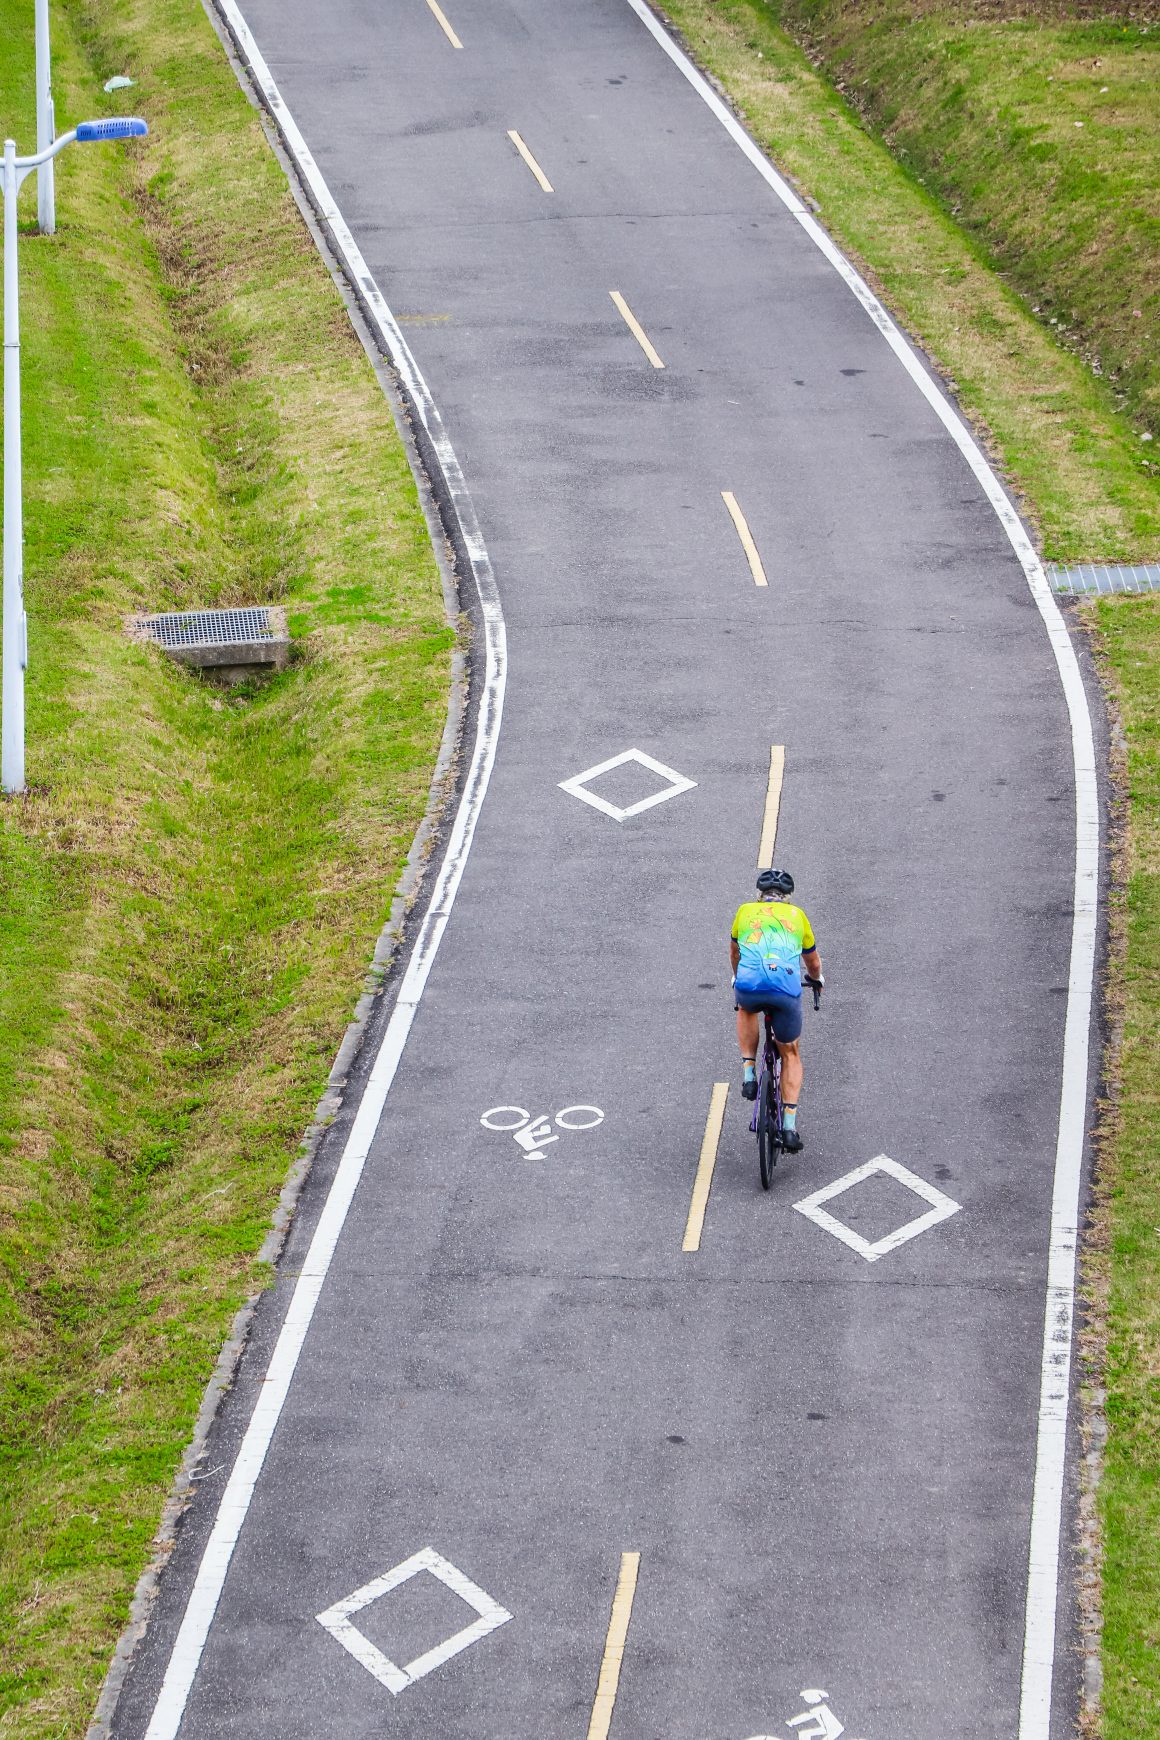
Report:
733,985,803,1042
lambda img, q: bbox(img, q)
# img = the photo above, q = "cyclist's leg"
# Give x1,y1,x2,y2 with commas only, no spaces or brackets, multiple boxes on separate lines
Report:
774,1038,803,1150
768,992,806,1149
775,1037,803,1106
735,1004,760,1061
735,994,763,1100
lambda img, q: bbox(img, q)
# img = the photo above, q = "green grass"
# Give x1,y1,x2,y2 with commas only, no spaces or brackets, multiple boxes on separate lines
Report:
2,0,1156,1732
659,2,1160,1732
0,0,451,1731
775,0,1160,443
660,0,1158,559
1093,589,1160,1736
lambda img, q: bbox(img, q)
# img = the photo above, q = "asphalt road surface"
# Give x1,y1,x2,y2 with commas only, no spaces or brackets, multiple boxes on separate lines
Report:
110,3,1102,1737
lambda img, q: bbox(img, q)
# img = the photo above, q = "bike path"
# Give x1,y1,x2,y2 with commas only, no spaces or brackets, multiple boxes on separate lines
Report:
110,2,1094,1736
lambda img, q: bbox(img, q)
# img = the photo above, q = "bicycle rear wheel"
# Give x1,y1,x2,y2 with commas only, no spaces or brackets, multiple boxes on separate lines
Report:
758,1071,777,1190
758,1043,784,1190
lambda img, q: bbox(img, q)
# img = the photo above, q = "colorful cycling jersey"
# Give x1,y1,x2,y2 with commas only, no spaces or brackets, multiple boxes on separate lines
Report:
731,900,816,1000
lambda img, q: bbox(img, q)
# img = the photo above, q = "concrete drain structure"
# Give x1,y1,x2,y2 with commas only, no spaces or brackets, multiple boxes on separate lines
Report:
1047,563,1160,596
129,606,290,681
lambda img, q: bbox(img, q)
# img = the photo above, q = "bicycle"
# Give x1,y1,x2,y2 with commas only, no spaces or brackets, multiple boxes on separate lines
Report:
751,976,823,1190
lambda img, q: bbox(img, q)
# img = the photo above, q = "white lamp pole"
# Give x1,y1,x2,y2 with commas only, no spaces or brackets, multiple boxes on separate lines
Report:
35,0,56,234
2,139,27,795
2,117,148,795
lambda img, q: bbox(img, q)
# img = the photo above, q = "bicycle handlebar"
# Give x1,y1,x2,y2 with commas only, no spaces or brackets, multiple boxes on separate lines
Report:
804,974,824,1011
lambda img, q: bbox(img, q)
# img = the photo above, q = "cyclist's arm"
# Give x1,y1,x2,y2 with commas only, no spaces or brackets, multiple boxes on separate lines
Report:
729,939,740,973
803,945,822,980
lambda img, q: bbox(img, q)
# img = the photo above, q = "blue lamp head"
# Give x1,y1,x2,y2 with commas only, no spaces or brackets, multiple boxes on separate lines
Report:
76,117,149,142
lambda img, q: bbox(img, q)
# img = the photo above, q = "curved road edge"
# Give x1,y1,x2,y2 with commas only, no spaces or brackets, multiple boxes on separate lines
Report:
86,4,509,1736
133,9,509,1734
625,4,1100,1730
101,2,1101,1737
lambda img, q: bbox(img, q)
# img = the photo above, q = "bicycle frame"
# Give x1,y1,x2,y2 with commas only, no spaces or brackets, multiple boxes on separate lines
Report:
749,982,820,1186
749,1013,783,1140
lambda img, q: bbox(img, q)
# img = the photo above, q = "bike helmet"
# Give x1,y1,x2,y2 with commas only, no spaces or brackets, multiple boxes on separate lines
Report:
756,867,794,898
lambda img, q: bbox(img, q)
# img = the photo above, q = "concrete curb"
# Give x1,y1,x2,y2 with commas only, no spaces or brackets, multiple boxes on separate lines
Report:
84,9,471,1732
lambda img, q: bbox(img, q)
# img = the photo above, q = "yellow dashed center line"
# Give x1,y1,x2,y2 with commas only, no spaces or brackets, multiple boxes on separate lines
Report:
609,291,665,369
507,130,554,192
425,0,462,47
682,1082,729,1253
588,1552,641,1740
758,745,785,869
720,490,768,587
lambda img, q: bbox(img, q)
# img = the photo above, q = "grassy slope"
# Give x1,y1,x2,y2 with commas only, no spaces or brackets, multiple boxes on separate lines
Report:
0,0,451,1731
777,0,1160,441
659,1,1160,1731
662,0,1157,559
1094,591,1160,1733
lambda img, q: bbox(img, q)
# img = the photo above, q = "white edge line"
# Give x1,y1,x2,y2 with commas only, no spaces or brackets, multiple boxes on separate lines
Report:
619,3,1100,1731
142,7,507,1738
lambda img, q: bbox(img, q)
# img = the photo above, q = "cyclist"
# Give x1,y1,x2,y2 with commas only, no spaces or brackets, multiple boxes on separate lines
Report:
730,868,823,1153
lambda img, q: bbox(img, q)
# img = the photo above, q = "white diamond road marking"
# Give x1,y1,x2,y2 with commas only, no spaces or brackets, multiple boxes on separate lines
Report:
315,1547,511,1696
558,748,696,821
793,1154,961,1263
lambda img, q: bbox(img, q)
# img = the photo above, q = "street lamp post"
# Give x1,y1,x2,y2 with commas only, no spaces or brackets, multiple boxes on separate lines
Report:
2,116,148,795
35,0,55,234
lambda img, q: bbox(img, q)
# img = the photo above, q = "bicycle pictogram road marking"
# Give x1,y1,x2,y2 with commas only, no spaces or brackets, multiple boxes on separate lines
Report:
742,1683,868,1739
480,1103,605,1159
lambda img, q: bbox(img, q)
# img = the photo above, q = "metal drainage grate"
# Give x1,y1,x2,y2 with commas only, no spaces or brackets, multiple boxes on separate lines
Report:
1047,563,1160,597
139,607,276,649
128,605,290,679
